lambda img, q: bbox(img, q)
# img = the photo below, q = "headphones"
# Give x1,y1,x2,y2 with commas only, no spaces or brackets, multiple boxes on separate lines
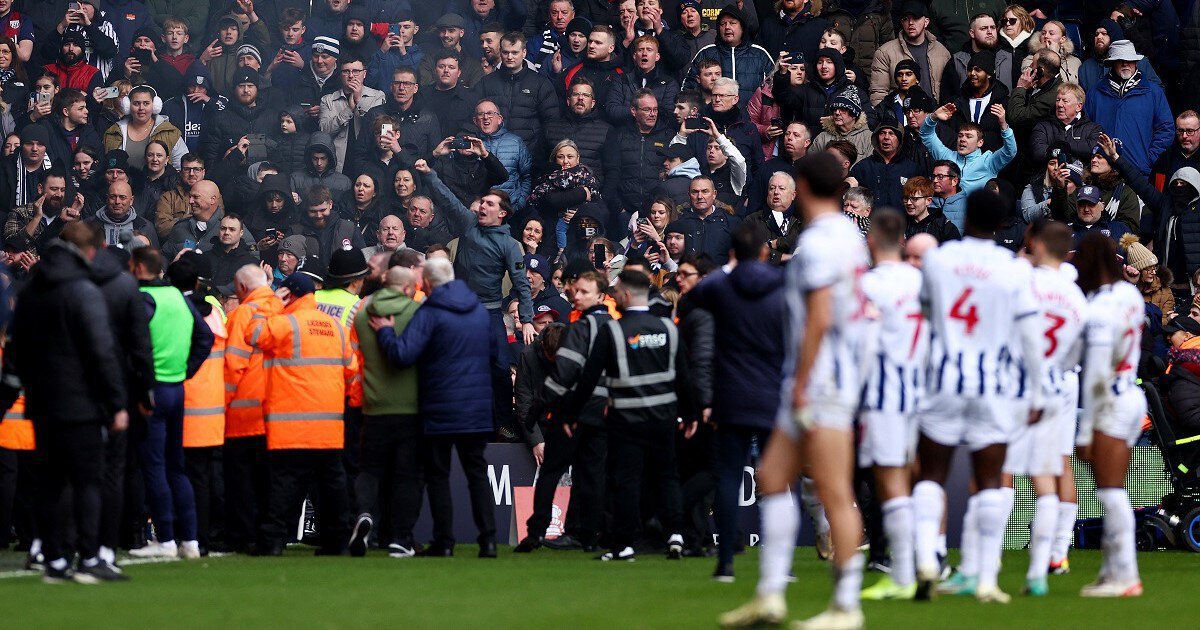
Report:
120,84,163,117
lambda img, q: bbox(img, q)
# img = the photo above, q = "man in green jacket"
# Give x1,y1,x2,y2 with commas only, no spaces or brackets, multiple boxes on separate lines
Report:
348,265,422,558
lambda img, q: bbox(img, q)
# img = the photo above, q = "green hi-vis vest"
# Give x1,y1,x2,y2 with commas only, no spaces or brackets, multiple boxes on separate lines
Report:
140,285,195,383
315,288,361,329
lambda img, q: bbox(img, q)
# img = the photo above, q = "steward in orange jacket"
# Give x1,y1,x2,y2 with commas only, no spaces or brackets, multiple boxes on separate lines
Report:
221,266,282,552
250,273,362,555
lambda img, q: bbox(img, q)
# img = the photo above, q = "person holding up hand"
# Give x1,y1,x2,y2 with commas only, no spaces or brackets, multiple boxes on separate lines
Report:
920,101,1016,194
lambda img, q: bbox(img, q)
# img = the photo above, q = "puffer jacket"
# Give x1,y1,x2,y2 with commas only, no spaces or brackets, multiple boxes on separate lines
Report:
1114,155,1200,280
478,65,561,162
944,47,1014,98
869,32,952,105
102,116,188,169
1085,71,1175,176
811,114,874,165
1029,113,1104,167
560,56,624,106
757,9,830,73
480,124,533,210
822,0,894,70
603,67,679,129
601,123,673,216
544,108,613,187
684,39,776,102
772,56,854,136
289,133,352,202
202,100,281,169
659,27,717,77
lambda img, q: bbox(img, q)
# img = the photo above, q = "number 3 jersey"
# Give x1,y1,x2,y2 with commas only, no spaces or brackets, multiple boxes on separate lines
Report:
860,261,927,414
921,237,1040,398
1030,264,1087,397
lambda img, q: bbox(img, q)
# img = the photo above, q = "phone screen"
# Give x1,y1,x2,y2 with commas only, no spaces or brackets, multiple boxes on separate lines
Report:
593,244,606,269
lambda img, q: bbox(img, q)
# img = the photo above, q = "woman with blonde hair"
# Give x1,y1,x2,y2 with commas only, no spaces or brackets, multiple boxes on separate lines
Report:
999,4,1036,80
528,138,600,256
1022,20,1081,84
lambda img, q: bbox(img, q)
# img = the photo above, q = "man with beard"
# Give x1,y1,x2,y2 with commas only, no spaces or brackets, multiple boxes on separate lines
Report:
559,26,624,105
38,89,102,170
1078,18,1161,92
423,52,477,139
936,50,1010,152
88,180,159,249
38,0,119,82
1084,40,1174,176
359,67,441,168
942,13,1014,98
605,36,678,127
418,14,484,88
42,31,105,94
292,184,364,263
545,78,612,187
1152,111,1200,190
869,2,952,105
3,171,86,255
479,23,505,75
203,68,279,170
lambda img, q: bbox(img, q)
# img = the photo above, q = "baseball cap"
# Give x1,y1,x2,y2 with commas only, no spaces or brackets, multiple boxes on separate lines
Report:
1164,315,1200,335
899,1,928,18
534,304,560,320
279,272,315,297
657,144,695,162
1077,185,1103,205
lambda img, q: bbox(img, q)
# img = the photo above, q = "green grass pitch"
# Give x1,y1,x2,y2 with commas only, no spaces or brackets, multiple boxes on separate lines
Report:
1,547,1194,628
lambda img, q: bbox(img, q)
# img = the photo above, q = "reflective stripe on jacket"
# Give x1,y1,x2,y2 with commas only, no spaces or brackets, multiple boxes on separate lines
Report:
224,286,283,438
184,309,227,448
0,395,33,450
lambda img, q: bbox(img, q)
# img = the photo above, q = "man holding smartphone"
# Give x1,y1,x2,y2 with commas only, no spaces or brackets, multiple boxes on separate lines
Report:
367,14,423,92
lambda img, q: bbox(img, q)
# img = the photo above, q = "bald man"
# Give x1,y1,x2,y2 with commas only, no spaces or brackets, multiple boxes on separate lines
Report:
903,232,938,269
163,180,250,260
363,215,407,259
88,180,160,249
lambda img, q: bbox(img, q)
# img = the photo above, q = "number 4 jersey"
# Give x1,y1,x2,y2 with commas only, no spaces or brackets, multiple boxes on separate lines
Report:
921,237,1040,398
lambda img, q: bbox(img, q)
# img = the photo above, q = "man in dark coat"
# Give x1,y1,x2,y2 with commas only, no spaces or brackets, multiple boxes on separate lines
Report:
478,31,561,164
369,258,499,557
545,77,613,187
683,221,786,580
849,122,921,209
9,222,129,583
601,90,672,224
673,176,741,265
200,68,279,169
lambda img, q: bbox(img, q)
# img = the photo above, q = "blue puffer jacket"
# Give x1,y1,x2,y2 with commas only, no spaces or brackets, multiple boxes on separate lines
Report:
682,260,786,430
684,39,776,102
481,125,533,210
376,280,495,435
1084,73,1175,176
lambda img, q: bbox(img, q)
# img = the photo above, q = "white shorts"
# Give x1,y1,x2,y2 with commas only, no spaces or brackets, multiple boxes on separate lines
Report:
918,393,1013,451
1078,391,1147,448
1004,394,1072,476
858,410,917,468
776,376,857,439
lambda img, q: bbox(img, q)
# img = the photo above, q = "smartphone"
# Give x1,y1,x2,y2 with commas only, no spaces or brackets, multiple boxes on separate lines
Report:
102,86,120,99
684,117,706,130
132,48,152,65
637,217,650,226
381,123,394,136
593,244,606,269
389,23,402,36
299,102,312,108
448,136,472,150
69,1,81,9
265,227,281,239
36,91,50,105
770,117,784,127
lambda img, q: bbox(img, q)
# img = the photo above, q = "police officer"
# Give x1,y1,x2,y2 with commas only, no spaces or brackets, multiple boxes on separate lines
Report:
516,269,612,553
315,247,368,329
558,270,698,562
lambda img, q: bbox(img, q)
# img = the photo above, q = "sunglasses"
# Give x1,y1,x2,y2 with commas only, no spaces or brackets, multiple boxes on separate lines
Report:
1002,17,1019,25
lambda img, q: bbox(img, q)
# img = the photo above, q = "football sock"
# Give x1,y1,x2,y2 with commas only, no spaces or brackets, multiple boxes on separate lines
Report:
756,493,799,597
882,496,915,586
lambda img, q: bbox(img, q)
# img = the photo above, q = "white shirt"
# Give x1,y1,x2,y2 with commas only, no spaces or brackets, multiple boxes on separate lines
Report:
1030,264,1088,396
860,260,927,413
1082,281,1144,405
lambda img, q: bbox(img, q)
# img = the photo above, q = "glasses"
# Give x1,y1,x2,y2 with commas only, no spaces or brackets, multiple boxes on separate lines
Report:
1178,128,1200,136
931,173,953,180
181,166,204,173
1002,17,1019,25
392,80,418,88
341,68,366,75
675,270,698,278
570,91,594,99
634,106,656,113
711,93,737,100
475,111,500,119
902,196,929,203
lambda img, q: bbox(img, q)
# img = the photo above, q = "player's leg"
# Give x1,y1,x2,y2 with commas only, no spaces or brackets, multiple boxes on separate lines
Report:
860,410,916,600
1025,474,1058,595
969,442,1010,603
912,433,954,599
718,427,804,628
1083,431,1141,597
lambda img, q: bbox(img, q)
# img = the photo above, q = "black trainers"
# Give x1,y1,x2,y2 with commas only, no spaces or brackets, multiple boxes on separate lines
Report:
543,534,583,550
75,561,130,583
43,563,73,584
25,551,45,571
514,536,542,553
349,514,373,557
712,561,735,583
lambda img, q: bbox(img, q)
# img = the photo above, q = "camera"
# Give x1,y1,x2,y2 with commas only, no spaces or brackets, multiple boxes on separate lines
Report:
448,136,472,150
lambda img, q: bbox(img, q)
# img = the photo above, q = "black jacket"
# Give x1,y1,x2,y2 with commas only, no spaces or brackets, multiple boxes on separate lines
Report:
433,152,510,208
601,124,673,215
478,65,561,162
514,341,550,446
849,152,923,209
674,206,743,265
201,236,261,288
91,247,154,410
559,56,624,107
678,304,714,410
423,83,478,139
10,241,127,421
544,108,613,187
36,117,102,171
937,80,1011,154
545,303,612,427
603,67,679,129
905,208,961,243
357,95,442,171
202,100,281,169
1162,366,1200,436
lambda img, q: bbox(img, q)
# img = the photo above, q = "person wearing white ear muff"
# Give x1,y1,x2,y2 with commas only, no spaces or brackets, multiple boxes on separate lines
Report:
102,84,188,171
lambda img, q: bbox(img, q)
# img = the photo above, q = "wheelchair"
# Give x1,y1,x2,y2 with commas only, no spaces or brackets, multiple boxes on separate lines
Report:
1143,383,1200,551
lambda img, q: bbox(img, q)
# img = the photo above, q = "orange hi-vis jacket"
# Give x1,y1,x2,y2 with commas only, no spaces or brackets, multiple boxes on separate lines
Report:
0,394,33,451
183,307,227,448
251,293,362,450
224,286,283,439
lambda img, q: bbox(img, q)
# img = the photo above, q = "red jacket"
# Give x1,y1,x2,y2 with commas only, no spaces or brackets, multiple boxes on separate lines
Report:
43,60,100,91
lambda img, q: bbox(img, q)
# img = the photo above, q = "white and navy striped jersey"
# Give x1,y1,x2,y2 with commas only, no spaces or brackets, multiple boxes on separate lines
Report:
1083,281,1144,399
860,261,927,413
921,237,1039,398
1030,264,1088,397
784,213,871,404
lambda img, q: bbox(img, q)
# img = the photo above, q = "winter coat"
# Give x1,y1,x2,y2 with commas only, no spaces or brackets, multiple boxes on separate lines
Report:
1029,113,1104,167
102,116,188,169
200,236,261,288
746,83,782,160
869,33,952,106
1020,38,1082,85
674,204,742,265
604,67,679,129
36,117,103,170
906,207,961,243
417,46,484,88
1085,71,1176,176
161,205,247,261
931,191,968,232
601,123,673,216
433,150,510,209
811,114,874,165
757,10,830,72
683,260,786,428
659,27,717,78
560,56,624,107
9,241,126,422
318,85,388,173
684,39,776,102
1070,218,1129,248
160,92,227,154
938,80,1011,153
360,96,441,163
478,65,561,162
1078,55,1161,93
920,117,1017,193
772,62,855,136
278,69,342,132
288,214,365,266
202,101,280,169
513,341,550,444
1114,155,1200,281
289,133,352,202
375,279,495,434
654,158,704,207
927,0,1006,53
822,0,894,70
366,43,426,93
42,59,104,94
88,207,159,250
1162,353,1200,436
480,124,533,209
681,104,764,179
544,108,613,187
272,130,311,179
422,83,477,139
354,286,420,416
90,247,155,409
942,48,1013,99
849,152,922,209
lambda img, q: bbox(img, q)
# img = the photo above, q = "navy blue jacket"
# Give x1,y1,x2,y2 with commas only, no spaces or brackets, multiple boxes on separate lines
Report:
376,280,495,435
682,261,786,429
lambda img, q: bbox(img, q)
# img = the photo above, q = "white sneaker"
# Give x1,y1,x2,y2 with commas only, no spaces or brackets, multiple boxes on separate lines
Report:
387,543,416,559
791,607,864,630
129,541,178,558
718,593,787,628
179,540,201,559
1081,579,1143,598
975,585,1012,604
667,534,683,560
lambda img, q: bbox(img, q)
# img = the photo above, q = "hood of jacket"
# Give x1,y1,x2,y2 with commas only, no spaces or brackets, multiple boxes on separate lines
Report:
814,48,848,87
426,279,481,314
480,124,514,143
729,260,784,298
668,157,703,179
1171,167,1200,205
95,206,138,227
89,247,126,284
30,240,90,289
305,132,338,175
821,113,870,136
